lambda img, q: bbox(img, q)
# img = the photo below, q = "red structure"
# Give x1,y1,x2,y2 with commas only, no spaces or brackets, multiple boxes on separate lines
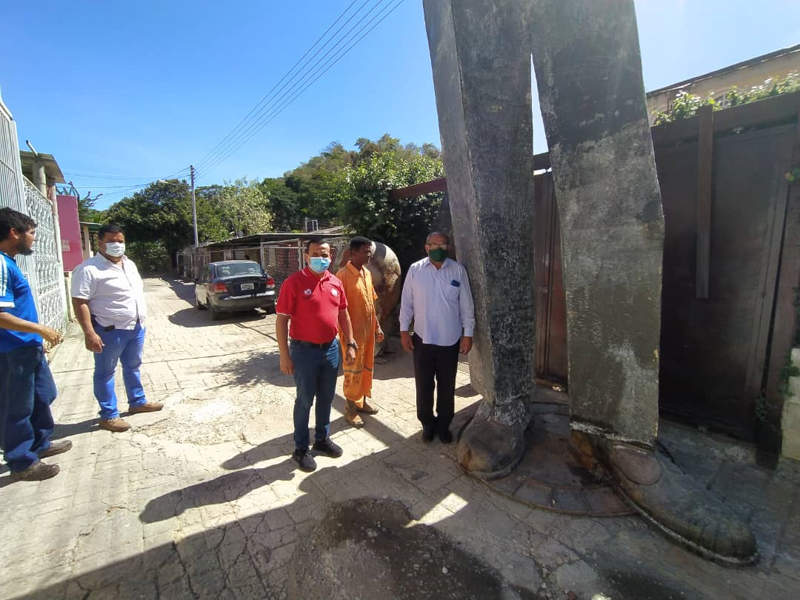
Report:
57,194,83,271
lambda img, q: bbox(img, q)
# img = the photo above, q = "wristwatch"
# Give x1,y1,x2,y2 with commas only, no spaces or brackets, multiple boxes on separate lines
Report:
347,341,358,349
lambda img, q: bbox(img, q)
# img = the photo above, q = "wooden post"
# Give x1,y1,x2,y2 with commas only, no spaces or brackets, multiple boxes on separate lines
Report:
695,105,714,299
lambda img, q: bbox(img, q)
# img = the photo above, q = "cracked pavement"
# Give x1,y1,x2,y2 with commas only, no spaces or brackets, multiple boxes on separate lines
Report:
1,276,799,599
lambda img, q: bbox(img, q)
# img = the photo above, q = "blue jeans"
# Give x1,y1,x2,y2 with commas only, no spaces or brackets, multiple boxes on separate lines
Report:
291,338,340,450
93,322,147,419
0,345,58,472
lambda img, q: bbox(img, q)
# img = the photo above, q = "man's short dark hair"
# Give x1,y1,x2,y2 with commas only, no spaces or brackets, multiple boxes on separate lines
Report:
349,236,372,251
304,236,328,252
426,231,450,245
98,223,124,240
0,207,37,242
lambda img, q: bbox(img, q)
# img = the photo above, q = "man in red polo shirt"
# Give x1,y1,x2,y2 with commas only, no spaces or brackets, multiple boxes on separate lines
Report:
276,237,357,472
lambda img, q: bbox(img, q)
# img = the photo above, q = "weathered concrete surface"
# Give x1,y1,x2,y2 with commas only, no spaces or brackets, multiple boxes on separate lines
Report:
424,0,537,477
528,0,663,445
1,277,799,599
288,498,533,600
782,348,800,460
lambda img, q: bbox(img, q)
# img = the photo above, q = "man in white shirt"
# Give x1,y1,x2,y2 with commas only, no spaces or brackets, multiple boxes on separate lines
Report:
400,232,475,443
71,224,162,432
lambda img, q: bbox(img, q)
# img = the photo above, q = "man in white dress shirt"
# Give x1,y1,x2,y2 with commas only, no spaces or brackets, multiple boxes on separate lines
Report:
400,232,475,443
71,224,162,432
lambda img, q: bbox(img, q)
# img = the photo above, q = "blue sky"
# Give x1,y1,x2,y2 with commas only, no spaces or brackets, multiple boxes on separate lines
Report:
1,0,798,209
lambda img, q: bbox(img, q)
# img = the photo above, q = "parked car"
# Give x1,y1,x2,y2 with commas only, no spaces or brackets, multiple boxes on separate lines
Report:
194,260,276,319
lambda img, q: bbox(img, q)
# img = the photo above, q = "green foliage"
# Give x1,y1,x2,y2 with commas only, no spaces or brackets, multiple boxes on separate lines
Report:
259,177,300,231
785,167,800,183
198,179,272,239
104,134,442,273
126,240,170,274
104,179,193,264
652,72,800,125
342,145,444,269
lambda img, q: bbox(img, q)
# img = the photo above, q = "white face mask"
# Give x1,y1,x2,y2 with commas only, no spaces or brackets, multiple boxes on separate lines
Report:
104,242,125,257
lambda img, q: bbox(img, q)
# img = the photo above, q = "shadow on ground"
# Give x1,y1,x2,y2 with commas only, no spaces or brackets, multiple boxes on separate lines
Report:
15,405,761,599
209,348,294,389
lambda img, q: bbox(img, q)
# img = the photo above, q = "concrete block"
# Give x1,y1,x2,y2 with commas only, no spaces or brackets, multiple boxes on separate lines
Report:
781,397,800,461
790,375,800,398
791,347,800,370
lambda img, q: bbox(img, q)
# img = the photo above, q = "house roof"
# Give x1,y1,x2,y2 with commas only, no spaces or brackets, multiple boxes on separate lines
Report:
20,151,65,184
646,43,800,97
197,225,350,250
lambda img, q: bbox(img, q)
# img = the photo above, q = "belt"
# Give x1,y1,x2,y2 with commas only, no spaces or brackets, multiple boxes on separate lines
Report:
91,316,140,332
290,338,335,350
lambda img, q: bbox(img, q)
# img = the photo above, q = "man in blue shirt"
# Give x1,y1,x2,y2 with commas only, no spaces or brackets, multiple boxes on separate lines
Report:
0,207,68,481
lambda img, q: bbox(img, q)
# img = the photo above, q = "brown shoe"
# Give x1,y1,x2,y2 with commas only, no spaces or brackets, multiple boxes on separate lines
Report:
357,398,379,415
128,401,164,414
37,439,73,458
345,401,364,428
98,417,131,432
10,460,60,481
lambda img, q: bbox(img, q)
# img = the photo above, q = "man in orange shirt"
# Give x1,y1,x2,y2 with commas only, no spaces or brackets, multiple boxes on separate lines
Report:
337,236,384,427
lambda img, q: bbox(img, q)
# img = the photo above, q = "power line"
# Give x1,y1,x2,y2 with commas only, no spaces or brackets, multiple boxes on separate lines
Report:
209,0,405,171
195,0,393,177
194,0,405,180
193,0,365,173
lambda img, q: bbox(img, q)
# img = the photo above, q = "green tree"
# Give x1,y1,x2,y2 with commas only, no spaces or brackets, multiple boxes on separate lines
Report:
104,179,193,267
259,177,300,231
216,178,272,237
341,146,444,270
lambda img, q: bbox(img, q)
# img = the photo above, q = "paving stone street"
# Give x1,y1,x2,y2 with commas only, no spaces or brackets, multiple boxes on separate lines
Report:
2,277,800,599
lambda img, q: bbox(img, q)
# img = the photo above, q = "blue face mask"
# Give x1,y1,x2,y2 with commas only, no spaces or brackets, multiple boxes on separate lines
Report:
309,256,330,273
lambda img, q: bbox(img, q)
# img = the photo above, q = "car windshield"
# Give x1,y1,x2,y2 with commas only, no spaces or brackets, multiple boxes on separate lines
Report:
216,262,261,278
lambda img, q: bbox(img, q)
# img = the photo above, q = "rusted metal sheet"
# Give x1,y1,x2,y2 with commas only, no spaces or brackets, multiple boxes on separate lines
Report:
388,177,446,200
657,122,796,439
533,172,567,385
695,105,714,299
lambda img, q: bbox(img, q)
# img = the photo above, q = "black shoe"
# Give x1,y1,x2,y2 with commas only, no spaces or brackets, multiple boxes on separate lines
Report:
312,438,343,458
422,423,436,443
292,449,317,472
10,460,60,481
438,429,453,444
37,440,73,458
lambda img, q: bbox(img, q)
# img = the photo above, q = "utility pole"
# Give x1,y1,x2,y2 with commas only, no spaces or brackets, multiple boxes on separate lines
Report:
190,164,199,248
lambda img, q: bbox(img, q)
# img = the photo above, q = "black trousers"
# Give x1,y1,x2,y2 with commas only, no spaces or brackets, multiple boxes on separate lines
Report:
412,334,460,433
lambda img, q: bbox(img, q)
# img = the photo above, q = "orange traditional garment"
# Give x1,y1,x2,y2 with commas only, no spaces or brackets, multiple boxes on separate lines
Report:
337,261,378,407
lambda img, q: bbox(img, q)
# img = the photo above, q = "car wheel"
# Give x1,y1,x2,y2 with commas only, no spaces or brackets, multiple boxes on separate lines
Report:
209,305,222,321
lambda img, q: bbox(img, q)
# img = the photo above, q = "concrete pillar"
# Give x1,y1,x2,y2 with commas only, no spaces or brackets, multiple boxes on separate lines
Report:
424,0,537,476
32,160,47,195
424,0,663,476
528,0,663,445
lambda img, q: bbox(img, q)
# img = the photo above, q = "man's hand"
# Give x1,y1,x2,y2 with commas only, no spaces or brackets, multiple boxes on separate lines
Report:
279,352,294,375
41,326,63,347
84,331,104,353
401,331,414,353
345,342,357,363
375,326,385,343
459,336,473,355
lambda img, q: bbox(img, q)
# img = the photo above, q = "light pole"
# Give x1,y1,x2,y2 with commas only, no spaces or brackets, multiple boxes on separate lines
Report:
190,165,198,248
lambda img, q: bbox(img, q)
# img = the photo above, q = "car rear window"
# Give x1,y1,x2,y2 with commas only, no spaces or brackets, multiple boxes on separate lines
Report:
217,263,261,277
